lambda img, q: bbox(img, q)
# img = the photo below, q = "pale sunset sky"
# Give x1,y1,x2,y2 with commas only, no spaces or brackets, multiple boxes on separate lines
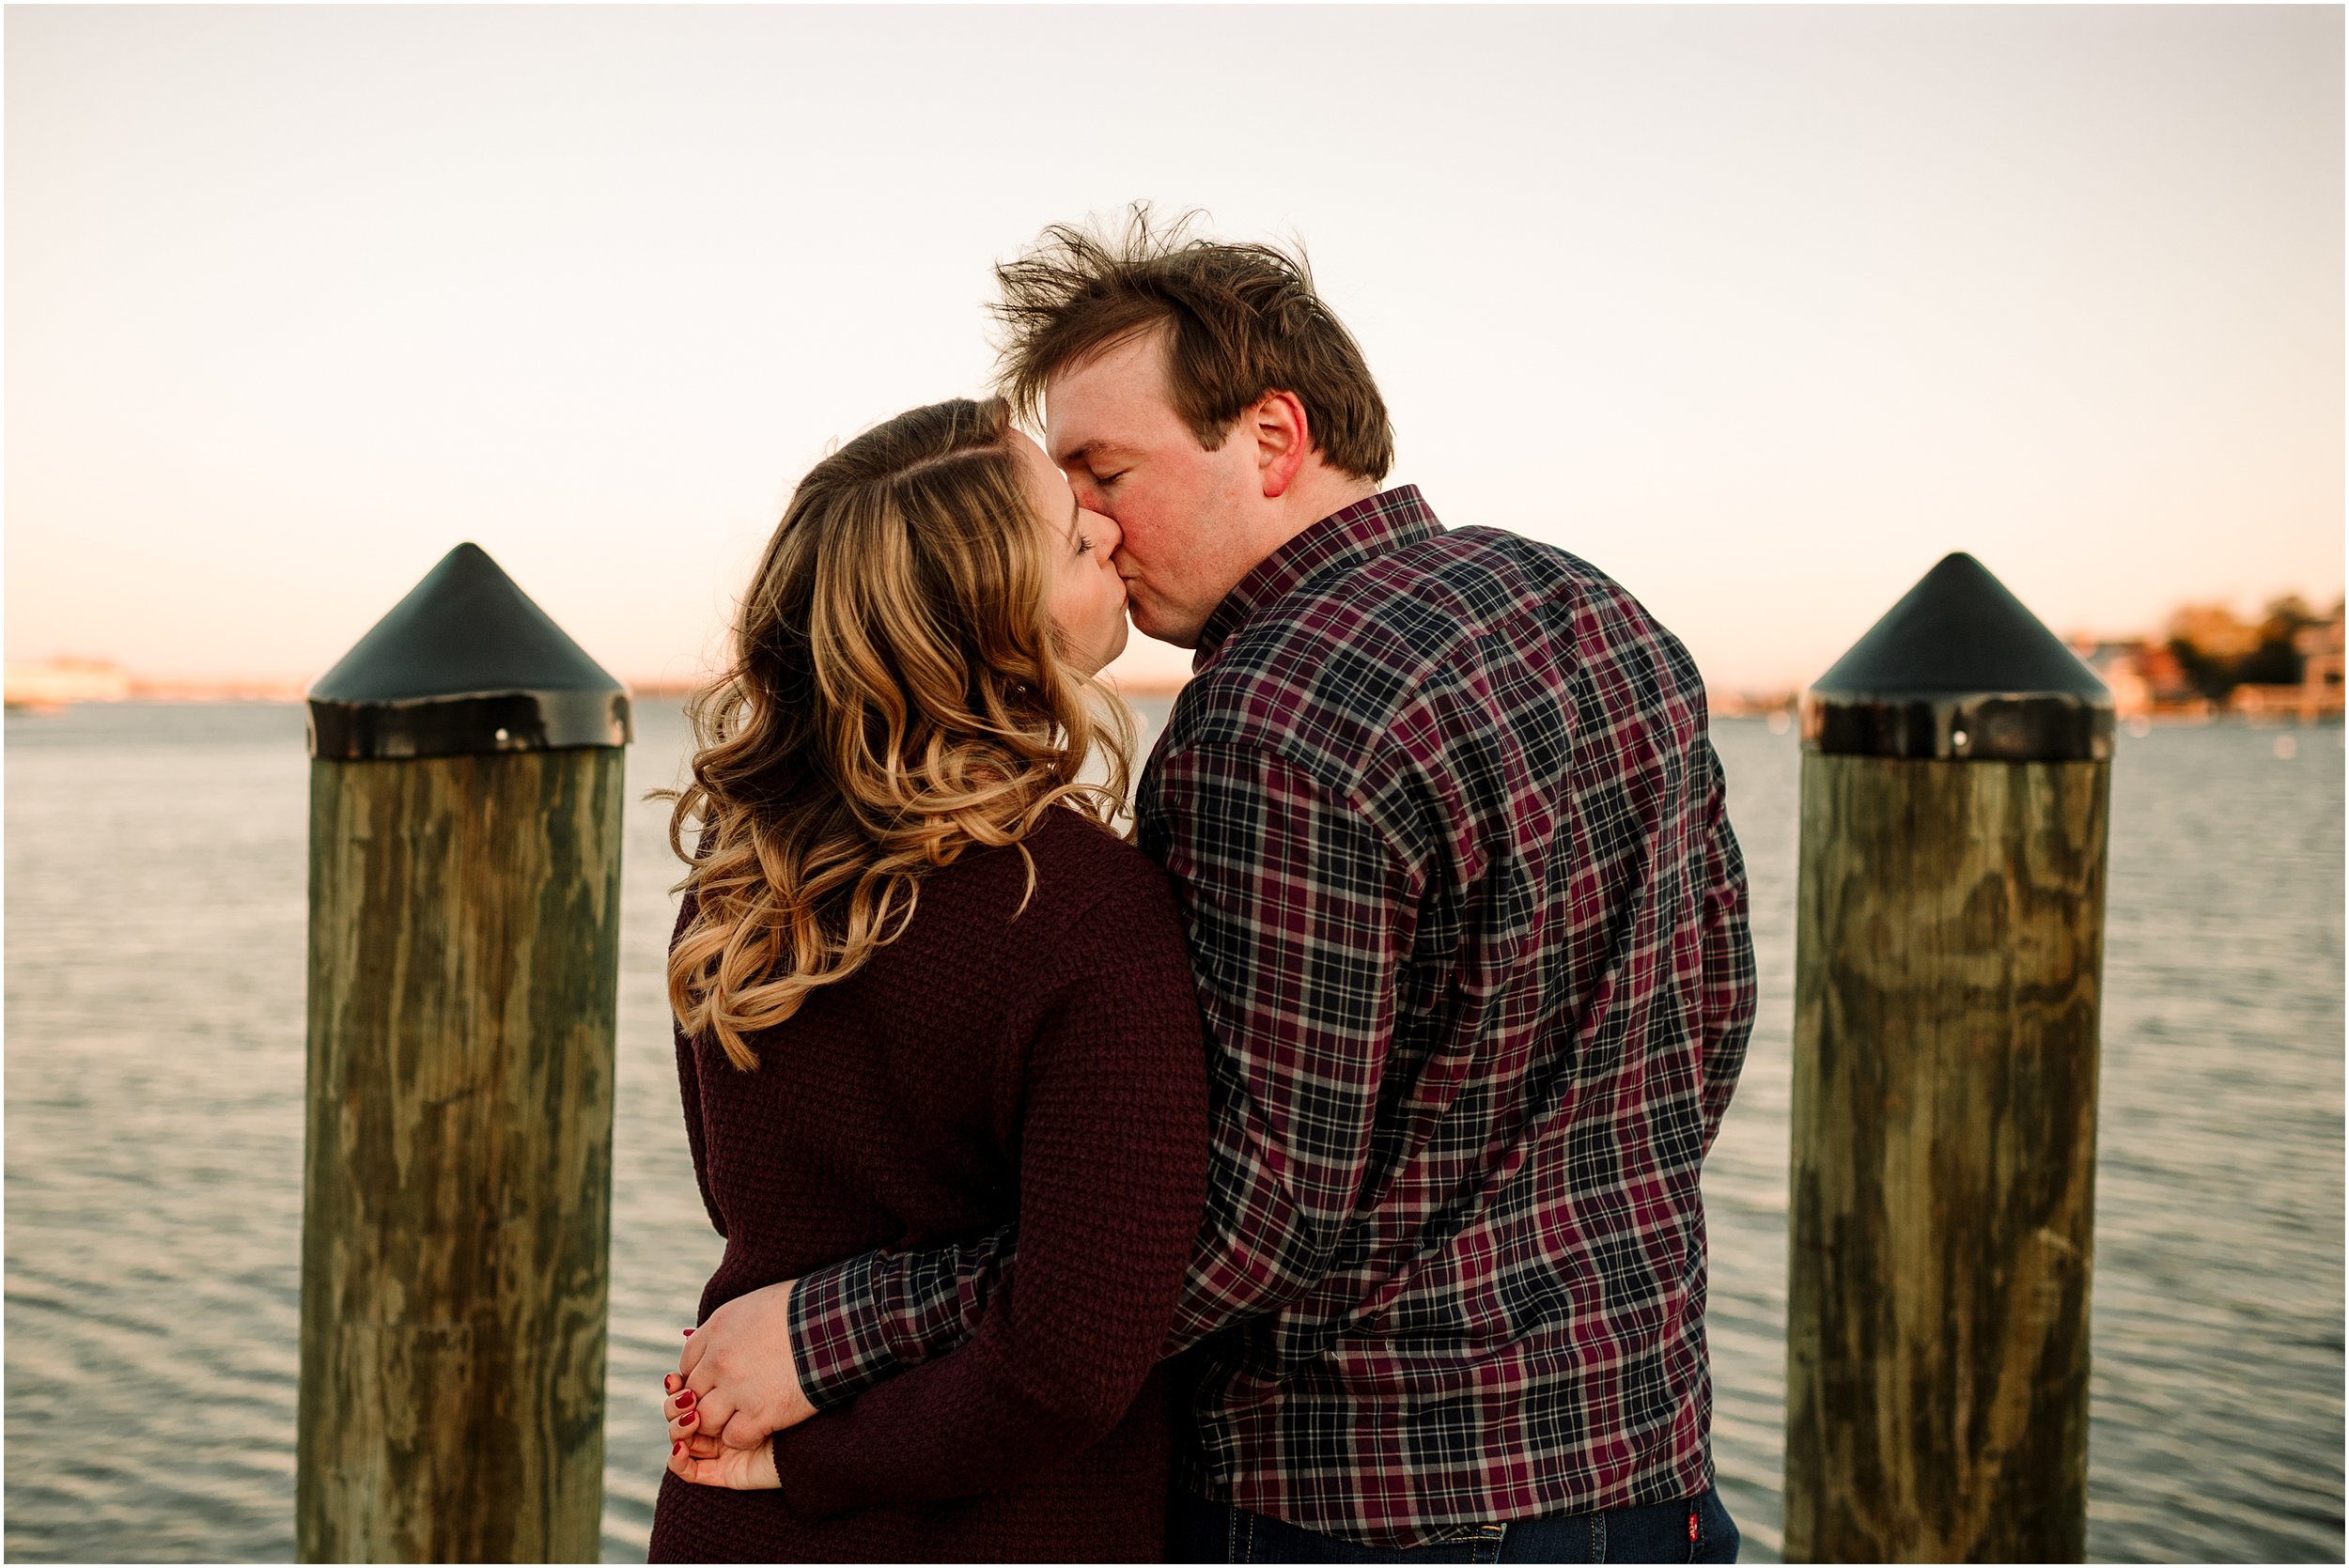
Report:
8,5,2341,693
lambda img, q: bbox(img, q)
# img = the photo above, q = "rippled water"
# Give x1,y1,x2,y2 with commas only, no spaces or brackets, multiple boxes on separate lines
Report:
6,703,2341,1561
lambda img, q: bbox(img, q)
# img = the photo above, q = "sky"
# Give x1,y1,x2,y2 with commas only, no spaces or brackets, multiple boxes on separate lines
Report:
8,5,2341,693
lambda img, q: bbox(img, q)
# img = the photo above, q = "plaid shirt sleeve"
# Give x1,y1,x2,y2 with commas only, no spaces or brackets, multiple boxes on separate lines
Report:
1151,739,1416,1346
786,1224,1010,1411
1695,736,1754,1152
786,736,1416,1401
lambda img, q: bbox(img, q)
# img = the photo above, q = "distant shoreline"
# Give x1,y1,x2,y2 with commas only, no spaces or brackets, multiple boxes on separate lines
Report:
3,673,1199,710
9,692,2341,734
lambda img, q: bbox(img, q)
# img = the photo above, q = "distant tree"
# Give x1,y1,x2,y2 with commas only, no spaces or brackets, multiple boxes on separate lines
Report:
2262,594,2315,631
2234,597,2319,687
2167,636,2235,699
2168,603,2261,661
2165,596,2325,696
2235,637,2304,688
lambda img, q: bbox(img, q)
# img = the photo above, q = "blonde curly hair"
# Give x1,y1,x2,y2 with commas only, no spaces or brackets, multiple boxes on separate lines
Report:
663,396,1132,1070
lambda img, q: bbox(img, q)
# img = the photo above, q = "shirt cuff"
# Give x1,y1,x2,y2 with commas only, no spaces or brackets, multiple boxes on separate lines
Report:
785,1252,897,1413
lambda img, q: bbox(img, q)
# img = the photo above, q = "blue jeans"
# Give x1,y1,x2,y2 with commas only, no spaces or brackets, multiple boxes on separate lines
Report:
1167,1487,1739,1563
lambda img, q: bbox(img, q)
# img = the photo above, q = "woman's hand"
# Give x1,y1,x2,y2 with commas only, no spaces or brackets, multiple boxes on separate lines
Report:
662,1374,774,1489
669,1281,817,1463
667,1425,779,1490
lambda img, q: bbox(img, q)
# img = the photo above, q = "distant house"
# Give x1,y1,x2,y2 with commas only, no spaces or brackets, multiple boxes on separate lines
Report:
1707,688,1799,721
2073,641,2151,718
6,658,130,710
2068,638,2208,721
2294,613,2345,717
2220,606,2344,722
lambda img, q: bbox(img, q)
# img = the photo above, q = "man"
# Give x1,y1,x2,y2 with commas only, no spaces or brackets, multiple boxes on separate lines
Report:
672,210,1755,1561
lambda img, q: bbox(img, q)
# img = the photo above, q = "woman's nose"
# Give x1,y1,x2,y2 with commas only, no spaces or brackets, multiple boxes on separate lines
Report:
1091,514,1122,562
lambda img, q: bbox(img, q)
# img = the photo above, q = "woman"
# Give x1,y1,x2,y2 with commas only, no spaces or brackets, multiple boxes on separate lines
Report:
646,397,1208,1562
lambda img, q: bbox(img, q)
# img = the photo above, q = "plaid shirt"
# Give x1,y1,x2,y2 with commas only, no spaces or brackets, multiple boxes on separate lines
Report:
783,486,1755,1546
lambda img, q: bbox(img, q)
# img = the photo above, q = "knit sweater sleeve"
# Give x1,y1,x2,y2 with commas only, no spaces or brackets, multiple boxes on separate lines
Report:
766,872,1208,1518
670,888,727,1239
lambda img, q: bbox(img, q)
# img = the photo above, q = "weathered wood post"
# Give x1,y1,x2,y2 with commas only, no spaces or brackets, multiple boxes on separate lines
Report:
1783,553,2113,1562
297,543,630,1561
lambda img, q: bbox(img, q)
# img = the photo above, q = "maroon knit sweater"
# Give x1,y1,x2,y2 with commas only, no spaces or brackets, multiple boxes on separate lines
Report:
647,807,1209,1563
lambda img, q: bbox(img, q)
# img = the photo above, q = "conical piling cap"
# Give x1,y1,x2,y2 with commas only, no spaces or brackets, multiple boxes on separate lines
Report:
307,543,632,760
1802,552,2112,761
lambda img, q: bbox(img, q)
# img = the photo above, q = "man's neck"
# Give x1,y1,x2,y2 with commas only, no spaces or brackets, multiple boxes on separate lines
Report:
1183,474,1416,660
1179,466,1390,653
1260,466,1382,564
1289,467,1382,532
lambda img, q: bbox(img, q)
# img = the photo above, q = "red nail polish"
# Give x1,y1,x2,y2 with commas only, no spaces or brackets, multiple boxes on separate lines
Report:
677,1389,696,1408
682,1327,694,1337
680,1411,697,1426
672,1441,682,1456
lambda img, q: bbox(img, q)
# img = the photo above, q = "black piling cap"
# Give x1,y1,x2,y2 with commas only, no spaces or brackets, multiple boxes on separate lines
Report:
308,543,632,760
1803,552,2112,761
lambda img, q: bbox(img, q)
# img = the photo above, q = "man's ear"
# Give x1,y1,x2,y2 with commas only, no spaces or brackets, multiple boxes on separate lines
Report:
1251,390,1312,499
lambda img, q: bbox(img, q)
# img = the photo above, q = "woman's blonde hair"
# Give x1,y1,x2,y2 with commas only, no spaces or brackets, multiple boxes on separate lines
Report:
663,396,1134,1070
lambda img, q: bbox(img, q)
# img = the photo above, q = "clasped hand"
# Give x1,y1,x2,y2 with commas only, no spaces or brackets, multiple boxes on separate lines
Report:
662,1279,820,1490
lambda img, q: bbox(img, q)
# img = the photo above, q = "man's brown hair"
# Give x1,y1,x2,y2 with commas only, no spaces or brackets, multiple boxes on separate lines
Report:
991,206,1395,483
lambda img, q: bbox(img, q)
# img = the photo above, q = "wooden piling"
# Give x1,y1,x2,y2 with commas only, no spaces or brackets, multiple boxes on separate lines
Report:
1783,553,2114,1563
297,544,631,1562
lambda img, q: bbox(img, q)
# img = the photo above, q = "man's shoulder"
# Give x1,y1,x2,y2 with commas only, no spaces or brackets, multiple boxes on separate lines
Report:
1171,525,1654,776
1233,523,1635,667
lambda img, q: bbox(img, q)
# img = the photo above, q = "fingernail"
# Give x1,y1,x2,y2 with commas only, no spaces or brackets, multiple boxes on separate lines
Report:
682,1327,694,1337
671,1441,682,1456
664,1374,681,1391
680,1411,697,1426
677,1389,696,1408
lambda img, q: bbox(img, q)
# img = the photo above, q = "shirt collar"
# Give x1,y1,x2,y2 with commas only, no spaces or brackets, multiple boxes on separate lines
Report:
1190,485,1442,672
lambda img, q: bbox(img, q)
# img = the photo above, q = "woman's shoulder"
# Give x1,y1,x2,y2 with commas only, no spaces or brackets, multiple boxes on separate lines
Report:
1006,810,1196,1017
1017,806,1177,921
895,807,1185,987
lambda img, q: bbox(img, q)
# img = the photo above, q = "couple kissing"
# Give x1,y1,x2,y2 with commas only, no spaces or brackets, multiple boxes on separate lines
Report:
649,209,1754,1566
